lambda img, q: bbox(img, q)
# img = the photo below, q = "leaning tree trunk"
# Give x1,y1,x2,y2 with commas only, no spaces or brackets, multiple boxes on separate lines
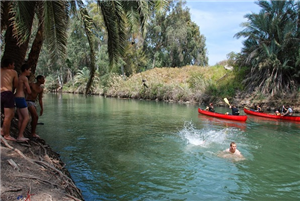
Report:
79,7,96,95
27,6,44,82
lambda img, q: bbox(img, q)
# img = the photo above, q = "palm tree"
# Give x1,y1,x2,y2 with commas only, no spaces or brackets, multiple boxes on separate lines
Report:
1,0,168,94
1,1,68,78
74,67,99,93
234,0,300,96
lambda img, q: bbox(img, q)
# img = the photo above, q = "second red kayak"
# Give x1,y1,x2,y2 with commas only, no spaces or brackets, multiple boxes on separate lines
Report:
243,107,300,121
198,108,247,122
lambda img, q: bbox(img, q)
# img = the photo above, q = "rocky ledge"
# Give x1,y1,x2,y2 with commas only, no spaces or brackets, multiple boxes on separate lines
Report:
1,116,84,201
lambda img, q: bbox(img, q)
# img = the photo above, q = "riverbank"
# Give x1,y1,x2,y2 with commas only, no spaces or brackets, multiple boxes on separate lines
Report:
1,115,84,201
60,66,300,113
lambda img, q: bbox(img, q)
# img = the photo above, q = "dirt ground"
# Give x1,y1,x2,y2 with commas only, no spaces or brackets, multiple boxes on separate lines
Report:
1,116,84,201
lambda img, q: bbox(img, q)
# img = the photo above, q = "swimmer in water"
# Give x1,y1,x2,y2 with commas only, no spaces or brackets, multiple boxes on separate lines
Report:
224,142,243,156
219,142,245,160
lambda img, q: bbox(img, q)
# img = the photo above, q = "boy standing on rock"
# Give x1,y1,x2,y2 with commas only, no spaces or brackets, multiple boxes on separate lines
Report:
26,75,45,138
1,59,18,141
15,64,32,142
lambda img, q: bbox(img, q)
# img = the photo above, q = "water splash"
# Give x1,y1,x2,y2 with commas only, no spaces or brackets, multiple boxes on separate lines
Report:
178,121,237,147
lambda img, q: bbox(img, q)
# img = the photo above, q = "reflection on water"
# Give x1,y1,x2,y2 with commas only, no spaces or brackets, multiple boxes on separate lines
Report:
39,94,300,200
198,114,247,131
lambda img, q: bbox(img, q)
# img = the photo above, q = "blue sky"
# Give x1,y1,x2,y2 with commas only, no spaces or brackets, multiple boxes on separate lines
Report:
185,0,261,66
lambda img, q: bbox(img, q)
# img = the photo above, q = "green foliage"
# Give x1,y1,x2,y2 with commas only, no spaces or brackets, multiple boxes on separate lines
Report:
72,67,100,93
187,73,206,90
120,42,148,76
34,0,171,94
44,74,59,91
206,81,218,96
144,0,208,68
226,51,241,66
4,0,170,94
216,82,238,97
234,0,300,96
73,67,90,93
97,65,244,102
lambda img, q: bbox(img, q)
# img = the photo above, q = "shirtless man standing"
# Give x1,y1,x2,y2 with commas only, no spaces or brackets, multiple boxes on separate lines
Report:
1,59,18,141
26,75,45,138
15,64,32,142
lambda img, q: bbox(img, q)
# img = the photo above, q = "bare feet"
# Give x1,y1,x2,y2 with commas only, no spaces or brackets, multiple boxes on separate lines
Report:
32,134,41,139
3,135,17,141
17,137,29,142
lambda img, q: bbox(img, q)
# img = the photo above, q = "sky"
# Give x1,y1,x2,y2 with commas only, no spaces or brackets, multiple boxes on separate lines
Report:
185,0,261,66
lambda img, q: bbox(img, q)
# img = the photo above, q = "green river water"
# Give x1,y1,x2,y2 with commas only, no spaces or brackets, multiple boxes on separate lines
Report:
38,93,300,201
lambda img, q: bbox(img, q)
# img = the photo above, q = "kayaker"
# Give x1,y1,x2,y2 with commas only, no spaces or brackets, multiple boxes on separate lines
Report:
206,103,215,112
281,105,287,114
224,142,243,157
229,104,239,115
283,105,293,116
256,104,262,112
275,110,281,116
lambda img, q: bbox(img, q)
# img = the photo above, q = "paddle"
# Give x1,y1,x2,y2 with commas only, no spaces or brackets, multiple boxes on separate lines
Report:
224,98,231,106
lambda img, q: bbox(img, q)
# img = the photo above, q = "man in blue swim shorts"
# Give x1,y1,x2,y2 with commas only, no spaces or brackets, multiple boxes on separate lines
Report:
14,64,32,142
15,97,28,108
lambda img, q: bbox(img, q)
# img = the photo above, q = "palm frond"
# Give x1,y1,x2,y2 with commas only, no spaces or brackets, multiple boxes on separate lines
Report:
11,1,36,45
0,0,5,26
0,0,9,41
67,0,82,25
44,1,68,62
98,0,126,67
235,0,299,95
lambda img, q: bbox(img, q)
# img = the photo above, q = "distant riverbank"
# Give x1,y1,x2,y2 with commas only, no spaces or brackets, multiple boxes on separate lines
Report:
58,66,299,113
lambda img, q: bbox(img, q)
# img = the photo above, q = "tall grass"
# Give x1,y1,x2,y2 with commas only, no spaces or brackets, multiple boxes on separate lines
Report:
59,65,245,103
52,65,300,109
97,65,243,103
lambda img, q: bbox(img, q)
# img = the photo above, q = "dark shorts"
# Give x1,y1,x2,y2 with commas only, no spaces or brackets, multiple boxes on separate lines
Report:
1,91,15,108
15,97,28,108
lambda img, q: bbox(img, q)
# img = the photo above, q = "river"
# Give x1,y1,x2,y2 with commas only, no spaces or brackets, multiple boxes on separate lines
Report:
38,93,300,201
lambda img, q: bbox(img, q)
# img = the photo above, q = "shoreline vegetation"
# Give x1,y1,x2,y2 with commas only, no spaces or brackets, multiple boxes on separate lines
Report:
59,65,300,112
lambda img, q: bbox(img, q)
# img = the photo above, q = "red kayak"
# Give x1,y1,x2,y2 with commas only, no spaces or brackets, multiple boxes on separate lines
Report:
243,107,300,121
198,108,247,122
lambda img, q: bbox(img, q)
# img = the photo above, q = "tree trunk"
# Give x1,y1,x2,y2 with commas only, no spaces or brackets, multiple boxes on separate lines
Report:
27,12,44,81
79,8,96,95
